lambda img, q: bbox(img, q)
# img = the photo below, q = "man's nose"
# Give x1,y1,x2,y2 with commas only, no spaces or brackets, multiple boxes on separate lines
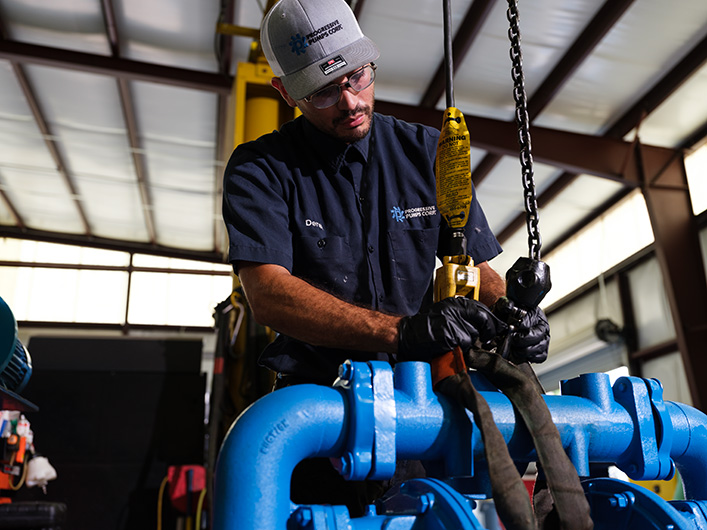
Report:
337,84,359,110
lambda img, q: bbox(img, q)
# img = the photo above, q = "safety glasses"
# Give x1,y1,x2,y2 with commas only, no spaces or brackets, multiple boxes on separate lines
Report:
304,63,377,109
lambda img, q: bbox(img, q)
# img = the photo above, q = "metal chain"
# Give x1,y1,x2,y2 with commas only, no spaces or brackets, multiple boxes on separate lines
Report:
507,0,542,261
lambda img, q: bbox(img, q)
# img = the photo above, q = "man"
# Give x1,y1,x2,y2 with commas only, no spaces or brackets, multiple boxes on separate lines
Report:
222,0,549,515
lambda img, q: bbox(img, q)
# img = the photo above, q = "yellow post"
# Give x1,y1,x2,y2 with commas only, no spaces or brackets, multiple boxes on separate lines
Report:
245,96,279,142
232,61,297,148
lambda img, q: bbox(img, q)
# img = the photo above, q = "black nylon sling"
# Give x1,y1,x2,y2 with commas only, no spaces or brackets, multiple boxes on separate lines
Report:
464,349,594,530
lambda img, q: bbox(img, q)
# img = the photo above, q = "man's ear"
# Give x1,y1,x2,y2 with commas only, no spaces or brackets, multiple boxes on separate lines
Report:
271,77,298,108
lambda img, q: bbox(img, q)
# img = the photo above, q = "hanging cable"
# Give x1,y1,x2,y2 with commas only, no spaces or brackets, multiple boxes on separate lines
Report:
443,0,455,108
195,487,208,530
8,459,27,491
156,475,169,530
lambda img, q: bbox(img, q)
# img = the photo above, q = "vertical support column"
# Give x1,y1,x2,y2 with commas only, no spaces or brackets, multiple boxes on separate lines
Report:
232,61,296,148
639,147,707,411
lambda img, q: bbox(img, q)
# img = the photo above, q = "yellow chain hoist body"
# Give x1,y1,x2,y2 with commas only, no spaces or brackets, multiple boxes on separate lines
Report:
434,107,480,302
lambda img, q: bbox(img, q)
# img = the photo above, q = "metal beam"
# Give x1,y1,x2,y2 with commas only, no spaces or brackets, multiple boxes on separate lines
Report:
682,118,707,152
471,153,503,186
495,171,576,244
214,94,229,258
1,4,89,233
527,0,635,120
375,100,678,182
637,146,707,411
213,0,236,258
100,0,158,245
11,62,92,235
419,0,497,109
617,270,640,375
0,188,25,228
0,39,233,94
472,0,635,186
629,339,679,364
117,78,158,244
0,259,230,276
100,0,121,56
16,320,214,334
0,11,25,229
605,31,707,139
492,28,707,246
0,225,226,264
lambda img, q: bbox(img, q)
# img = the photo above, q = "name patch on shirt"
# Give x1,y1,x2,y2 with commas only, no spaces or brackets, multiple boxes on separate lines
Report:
306,219,324,230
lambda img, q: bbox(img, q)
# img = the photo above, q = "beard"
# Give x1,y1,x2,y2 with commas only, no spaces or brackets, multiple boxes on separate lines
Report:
331,102,375,143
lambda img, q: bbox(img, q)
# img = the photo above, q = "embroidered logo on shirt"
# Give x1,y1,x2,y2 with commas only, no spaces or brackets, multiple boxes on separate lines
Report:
391,205,437,223
391,206,406,223
306,219,324,230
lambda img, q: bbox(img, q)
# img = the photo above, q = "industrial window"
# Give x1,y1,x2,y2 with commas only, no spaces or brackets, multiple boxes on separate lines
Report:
127,271,232,327
0,238,232,328
542,190,654,308
686,143,707,216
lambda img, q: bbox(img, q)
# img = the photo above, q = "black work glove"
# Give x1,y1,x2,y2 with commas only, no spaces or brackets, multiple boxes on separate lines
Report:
506,306,550,363
398,297,506,362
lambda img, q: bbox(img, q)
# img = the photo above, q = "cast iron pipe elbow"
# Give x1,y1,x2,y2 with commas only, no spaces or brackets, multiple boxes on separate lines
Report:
213,384,347,530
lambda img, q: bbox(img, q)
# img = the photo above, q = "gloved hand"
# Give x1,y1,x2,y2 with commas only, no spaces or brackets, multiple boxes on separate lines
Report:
398,297,506,362
506,305,550,363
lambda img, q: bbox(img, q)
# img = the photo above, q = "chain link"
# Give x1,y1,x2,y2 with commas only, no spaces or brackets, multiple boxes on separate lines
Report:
507,0,542,261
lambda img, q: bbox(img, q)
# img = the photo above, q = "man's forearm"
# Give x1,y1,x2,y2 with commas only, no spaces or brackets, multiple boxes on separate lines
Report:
238,262,401,353
478,261,506,308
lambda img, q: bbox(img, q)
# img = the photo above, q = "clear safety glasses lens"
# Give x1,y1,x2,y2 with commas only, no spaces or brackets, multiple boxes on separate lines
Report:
307,64,376,109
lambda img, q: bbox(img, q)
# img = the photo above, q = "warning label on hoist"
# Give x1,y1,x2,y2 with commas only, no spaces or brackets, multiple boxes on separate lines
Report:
435,107,472,230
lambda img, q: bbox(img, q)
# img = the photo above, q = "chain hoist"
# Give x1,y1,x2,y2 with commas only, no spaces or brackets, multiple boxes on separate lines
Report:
506,0,542,262
492,0,552,324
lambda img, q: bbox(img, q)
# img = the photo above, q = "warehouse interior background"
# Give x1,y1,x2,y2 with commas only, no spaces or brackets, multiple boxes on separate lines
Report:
0,0,706,528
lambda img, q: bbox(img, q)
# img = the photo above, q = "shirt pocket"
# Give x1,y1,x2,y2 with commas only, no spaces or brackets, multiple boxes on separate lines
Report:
387,228,438,305
292,235,357,295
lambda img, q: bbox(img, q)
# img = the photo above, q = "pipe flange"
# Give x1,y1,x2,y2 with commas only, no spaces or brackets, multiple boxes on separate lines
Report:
333,360,396,481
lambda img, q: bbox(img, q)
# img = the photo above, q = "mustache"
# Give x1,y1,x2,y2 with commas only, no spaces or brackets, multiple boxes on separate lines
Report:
332,104,372,126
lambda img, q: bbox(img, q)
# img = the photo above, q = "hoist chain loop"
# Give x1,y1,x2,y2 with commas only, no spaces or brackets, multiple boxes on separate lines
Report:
507,0,542,261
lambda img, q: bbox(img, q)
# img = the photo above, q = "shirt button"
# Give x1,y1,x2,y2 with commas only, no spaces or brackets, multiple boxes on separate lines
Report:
378,294,384,302
367,245,374,254
358,196,364,203
318,239,326,248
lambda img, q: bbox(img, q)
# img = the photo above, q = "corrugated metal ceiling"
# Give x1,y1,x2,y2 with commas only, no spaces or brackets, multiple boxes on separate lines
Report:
0,0,705,266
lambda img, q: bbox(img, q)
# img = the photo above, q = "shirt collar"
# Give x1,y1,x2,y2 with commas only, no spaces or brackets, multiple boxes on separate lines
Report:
302,115,372,174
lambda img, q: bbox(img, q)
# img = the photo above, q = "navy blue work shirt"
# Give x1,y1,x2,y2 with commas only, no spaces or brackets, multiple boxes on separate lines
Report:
223,112,502,383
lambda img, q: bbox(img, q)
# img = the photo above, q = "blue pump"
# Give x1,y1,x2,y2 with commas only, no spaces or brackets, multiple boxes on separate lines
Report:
0,296,32,393
213,361,707,529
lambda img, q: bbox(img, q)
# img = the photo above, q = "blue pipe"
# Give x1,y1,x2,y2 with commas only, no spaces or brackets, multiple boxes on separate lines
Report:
667,401,707,500
213,362,707,530
213,384,348,529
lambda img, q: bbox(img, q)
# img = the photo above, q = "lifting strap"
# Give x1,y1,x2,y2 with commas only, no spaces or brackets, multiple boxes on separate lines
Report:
465,349,594,530
436,348,536,530
433,347,593,530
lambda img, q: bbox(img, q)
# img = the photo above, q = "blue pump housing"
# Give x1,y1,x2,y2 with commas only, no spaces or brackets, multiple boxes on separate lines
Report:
213,361,707,530
0,296,32,393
